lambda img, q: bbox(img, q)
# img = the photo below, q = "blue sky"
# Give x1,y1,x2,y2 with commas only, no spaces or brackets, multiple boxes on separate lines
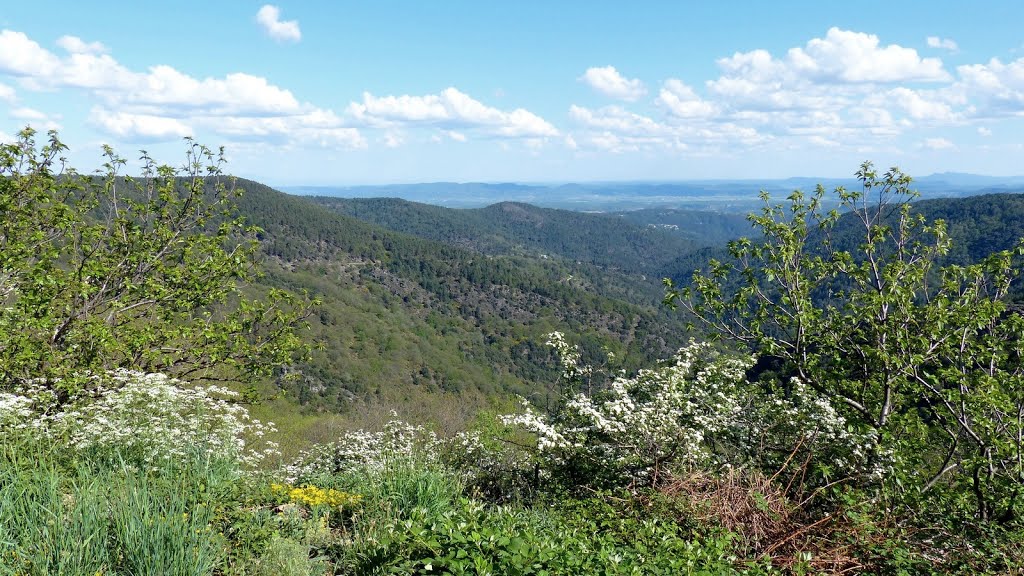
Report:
2,1,1023,184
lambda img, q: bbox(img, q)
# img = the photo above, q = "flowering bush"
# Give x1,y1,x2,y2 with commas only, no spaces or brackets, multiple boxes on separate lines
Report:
283,418,442,484
503,333,889,489
733,378,890,484
0,370,278,469
504,337,752,486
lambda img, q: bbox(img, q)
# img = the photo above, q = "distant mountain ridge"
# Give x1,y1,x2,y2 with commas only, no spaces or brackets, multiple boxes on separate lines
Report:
306,197,716,276
280,173,1024,212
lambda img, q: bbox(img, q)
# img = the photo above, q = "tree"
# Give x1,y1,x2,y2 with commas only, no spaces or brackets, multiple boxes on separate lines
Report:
665,162,1024,521
0,128,314,395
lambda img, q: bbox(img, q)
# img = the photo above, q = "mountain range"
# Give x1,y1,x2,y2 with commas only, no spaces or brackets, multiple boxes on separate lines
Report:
279,173,1024,211
230,179,1024,428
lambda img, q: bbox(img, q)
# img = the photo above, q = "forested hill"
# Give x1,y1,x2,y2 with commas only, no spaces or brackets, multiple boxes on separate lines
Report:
228,179,693,414
306,196,701,276
610,207,753,247
662,192,1024,289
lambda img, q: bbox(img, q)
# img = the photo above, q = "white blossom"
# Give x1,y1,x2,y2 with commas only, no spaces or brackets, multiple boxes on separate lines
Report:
1,370,278,470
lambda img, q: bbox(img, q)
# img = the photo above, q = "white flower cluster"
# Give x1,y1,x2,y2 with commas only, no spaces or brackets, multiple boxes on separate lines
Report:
1,370,278,469
0,392,34,425
283,417,441,484
739,378,891,481
504,338,754,483
503,334,892,487
546,331,592,382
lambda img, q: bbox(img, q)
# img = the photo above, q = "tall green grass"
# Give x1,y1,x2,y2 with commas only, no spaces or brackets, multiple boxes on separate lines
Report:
0,458,110,576
0,436,233,576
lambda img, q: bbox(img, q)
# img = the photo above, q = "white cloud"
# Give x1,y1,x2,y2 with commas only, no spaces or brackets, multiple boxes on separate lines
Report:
569,104,666,135
209,108,366,148
256,5,301,43
712,28,949,91
347,87,558,138
7,106,61,130
567,103,768,153
883,87,957,121
0,29,359,146
666,28,978,150
927,36,958,52
0,82,14,102
9,106,47,120
787,28,950,83
658,79,717,118
446,130,467,142
0,31,302,117
580,66,646,101
112,66,302,115
56,35,107,55
956,57,1024,117
921,137,954,150
978,126,993,136
808,135,840,148
90,108,192,141
0,30,61,78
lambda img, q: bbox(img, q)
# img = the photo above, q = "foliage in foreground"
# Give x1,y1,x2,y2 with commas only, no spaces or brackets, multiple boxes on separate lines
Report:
0,128,313,394
3,137,1023,574
2,361,1022,575
667,162,1024,523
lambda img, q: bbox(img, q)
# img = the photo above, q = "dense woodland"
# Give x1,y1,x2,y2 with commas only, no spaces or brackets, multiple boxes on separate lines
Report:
2,132,1023,574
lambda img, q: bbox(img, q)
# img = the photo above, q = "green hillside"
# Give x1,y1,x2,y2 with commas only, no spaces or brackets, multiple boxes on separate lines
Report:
230,180,693,415
306,196,700,276
663,191,1024,287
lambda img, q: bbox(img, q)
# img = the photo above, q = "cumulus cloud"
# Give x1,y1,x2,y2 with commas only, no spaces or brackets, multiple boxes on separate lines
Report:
580,66,646,101
658,79,717,118
956,57,1024,117
563,28,1018,156
56,35,107,54
347,87,558,138
0,29,361,146
211,109,366,148
0,30,61,78
561,30,968,155
794,28,949,82
665,28,971,149
567,103,767,153
881,87,957,121
715,27,949,86
927,36,959,52
90,108,192,141
0,29,301,116
569,104,668,138
256,5,301,43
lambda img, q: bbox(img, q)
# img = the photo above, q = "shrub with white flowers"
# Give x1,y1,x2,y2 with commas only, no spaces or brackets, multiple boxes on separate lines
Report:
0,370,278,469
734,378,890,483
504,336,753,486
283,418,442,484
504,333,890,489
